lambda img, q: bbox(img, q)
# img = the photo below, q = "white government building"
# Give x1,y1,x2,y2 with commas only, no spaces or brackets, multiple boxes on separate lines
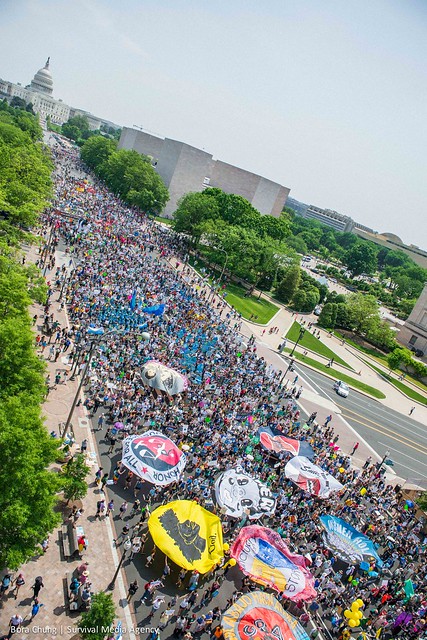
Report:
0,58,119,130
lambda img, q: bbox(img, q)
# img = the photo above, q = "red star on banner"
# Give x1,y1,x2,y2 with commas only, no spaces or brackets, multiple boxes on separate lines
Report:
141,467,148,474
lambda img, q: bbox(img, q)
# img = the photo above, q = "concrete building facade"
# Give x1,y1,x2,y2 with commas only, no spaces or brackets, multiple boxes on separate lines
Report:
303,205,355,233
118,127,290,218
399,284,427,358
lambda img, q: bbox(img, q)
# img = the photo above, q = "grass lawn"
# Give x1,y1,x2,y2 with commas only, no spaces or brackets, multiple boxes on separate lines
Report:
188,256,279,324
154,215,173,226
225,283,279,324
287,322,351,369
366,362,427,406
285,349,386,399
334,330,427,393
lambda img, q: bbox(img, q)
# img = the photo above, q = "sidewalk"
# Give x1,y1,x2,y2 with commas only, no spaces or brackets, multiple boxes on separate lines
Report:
0,242,134,640
239,298,427,420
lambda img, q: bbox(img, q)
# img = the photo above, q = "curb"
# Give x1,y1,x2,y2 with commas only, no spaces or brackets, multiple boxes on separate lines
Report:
284,339,355,374
360,357,427,408
272,347,385,401
342,343,427,407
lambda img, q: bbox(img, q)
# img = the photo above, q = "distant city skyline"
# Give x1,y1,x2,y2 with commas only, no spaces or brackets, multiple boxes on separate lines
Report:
1,0,426,248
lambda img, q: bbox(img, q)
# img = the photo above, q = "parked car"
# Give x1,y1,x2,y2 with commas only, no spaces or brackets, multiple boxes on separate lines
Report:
333,380,349,397
314,305,322,316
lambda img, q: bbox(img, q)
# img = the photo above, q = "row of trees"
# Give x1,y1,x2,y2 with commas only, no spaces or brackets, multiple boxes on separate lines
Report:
286,211,427,316
0,104,90,568
275,265,327,313
0,106,61,568
50,113,122,145
81,136,169,215
174,190,330,312
318,293,399,352
0,100,52,243
387,347,427,380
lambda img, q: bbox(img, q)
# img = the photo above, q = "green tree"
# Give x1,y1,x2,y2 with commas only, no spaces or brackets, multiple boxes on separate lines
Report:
203,188,261,229
318,302,337,328
61,123,81,142
410,359,427,380
276,265,301,303
174,192,219,243
0,396,61,568
10,96,27,110
345,242,378,276
291,289,307,312
416,492,427,512
258,212,291,242
335,302,350,328
81,136,117,169
285,234,308,255
303,288,320,312
387,348,405,372
0,120,52,230
79,592,116,640
346,293,380,333
62,115,91,142
62,454,90,503
384,249,411,268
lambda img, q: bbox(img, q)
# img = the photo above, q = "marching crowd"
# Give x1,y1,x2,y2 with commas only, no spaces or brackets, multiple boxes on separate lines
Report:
12,136,427,640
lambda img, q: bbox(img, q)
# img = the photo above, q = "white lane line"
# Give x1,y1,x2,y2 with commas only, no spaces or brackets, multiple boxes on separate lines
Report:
378,443,427,470
305,371,427,441
293,364,382,463
341,406,427,443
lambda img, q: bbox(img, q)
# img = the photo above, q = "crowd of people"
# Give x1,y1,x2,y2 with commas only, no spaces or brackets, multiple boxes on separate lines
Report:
21,135,427,639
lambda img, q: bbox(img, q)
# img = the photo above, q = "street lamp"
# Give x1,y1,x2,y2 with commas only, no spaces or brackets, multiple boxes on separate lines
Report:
209,247,228,301
279,358,295,385
62,327,150,436
378,450,392,470
107,537,132,590
290,326,306,357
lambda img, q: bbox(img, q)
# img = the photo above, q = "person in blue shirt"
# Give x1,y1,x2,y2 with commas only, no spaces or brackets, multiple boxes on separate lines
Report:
29,599,43,621
0,574,11,597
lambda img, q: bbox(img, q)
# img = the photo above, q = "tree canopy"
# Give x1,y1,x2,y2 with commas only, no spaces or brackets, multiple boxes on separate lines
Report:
80,137,169,215
0,108,63,568
0,103,52,237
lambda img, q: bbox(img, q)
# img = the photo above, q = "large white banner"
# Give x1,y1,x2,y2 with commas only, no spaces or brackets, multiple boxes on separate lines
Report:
215,468,276,519
285,456,343,498
122,431,186,486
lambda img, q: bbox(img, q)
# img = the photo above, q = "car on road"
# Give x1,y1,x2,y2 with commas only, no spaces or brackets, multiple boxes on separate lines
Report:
333,380,349,397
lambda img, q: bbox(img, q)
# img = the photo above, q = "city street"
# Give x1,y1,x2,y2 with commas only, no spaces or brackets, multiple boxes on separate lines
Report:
289,361,427,485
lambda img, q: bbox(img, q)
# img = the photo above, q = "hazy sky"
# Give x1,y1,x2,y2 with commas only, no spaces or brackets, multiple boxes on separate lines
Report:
1,0,426,248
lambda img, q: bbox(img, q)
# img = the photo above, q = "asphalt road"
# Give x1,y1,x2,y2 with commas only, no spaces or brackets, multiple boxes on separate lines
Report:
291,361,427,486
90,409,243,636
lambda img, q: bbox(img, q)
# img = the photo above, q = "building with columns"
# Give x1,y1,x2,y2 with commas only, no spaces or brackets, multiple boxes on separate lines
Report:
399,284,427,359
0,58,119,130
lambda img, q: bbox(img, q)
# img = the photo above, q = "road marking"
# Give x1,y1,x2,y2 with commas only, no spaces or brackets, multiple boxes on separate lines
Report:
341,407,427,449
292,364,382,462
341,410,427,455
336,399,427,437
377,443,427,472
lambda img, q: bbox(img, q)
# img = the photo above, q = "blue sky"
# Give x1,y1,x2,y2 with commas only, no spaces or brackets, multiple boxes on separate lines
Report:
1,0,426,248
